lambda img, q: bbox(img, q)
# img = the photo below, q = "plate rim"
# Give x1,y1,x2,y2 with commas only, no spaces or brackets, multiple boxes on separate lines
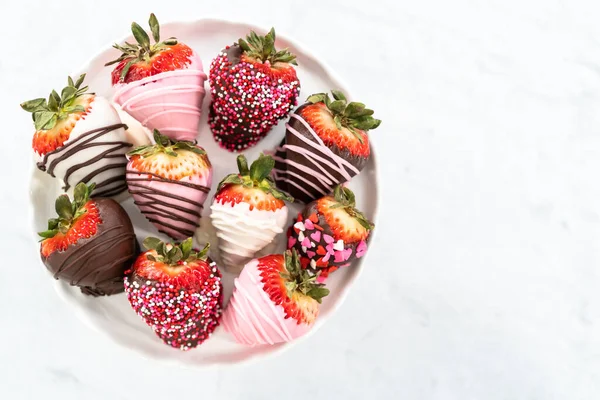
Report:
27,16,381,368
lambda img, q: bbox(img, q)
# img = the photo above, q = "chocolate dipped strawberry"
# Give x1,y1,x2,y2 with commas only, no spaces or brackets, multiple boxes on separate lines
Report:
107,13,207,141
287,185,374,280
126,130,212,239
21,74,132,197
38,182,137,296
272,90,381,203
210,154,292,273
222,249,329,346
209,28,300,152
124,237,223,350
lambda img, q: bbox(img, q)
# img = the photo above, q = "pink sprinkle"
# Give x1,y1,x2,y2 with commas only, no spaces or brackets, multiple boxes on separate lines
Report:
304,219,314,230
324,234,334,244
356,240,368,258
334,248,353,263
307,251,316,258
288,236,297,248
310,231,321,242
301,237,311,247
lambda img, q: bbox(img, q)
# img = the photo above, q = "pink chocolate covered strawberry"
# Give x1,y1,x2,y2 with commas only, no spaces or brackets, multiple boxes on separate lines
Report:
222,249,329,346
107,13,207,141
210,154,292,273
287,185,374,279
272,90,381,203
209,28,300,151
126,130,212,239
124,237,223,350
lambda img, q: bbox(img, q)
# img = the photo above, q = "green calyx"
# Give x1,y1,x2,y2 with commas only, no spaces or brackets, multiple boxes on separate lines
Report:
128,129,205,158
330,185,375,230
216,154,293,202
306,90,381,143
279,249,330,303
142,237,209,265
21,74,89,131
38,182,95,240
105,13,178,82
237,28,298,66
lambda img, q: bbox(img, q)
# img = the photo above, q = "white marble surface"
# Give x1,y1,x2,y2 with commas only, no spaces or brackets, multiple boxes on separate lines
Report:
1,0,599,398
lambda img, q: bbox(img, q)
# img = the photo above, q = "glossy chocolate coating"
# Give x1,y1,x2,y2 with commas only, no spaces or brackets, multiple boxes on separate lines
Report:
274,104,369,203
41,198,138,296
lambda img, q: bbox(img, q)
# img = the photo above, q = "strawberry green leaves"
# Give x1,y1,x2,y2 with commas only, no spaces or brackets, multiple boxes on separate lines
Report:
38,182,96,240
280,249,330,303
330,185,374,231
249,153,275,182
216,154,294,202
143,236,209,265
149,13,160,43
306,90,381,143
105,13,179,82
21,74,90,131
128,129,206,158
237,28,298,66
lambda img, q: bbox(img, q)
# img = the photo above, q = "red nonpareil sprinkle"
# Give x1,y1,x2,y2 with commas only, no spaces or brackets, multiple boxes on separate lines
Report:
208,51,300,152
124,261,223,350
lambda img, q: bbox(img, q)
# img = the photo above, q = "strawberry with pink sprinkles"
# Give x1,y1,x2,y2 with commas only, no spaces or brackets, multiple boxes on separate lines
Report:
124,237,223,351
208,28,300,152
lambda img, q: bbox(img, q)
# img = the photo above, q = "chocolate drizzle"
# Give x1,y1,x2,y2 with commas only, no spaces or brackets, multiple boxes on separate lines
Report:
37,123,132,197
272,105,368,203
126,169,210,238
42,198,138,296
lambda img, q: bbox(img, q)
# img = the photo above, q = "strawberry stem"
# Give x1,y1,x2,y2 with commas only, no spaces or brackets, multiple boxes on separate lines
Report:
142,237,209,265
104,13,179,82
216,154,294,202
237,28,298,66
306,90,381,143
38,182,96,240
280,249,330,303
128,129,206,158
330,185,375,231
21,74,90,131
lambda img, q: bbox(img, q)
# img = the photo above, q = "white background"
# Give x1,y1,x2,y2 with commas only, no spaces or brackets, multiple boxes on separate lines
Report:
1,0,600,399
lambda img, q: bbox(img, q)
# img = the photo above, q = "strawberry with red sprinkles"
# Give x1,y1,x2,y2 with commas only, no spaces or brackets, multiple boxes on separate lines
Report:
124,237,223,350
209,28,300,152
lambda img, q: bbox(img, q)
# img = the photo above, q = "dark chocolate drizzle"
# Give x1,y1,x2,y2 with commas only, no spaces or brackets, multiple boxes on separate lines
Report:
126,169,210,239
37,123,131,197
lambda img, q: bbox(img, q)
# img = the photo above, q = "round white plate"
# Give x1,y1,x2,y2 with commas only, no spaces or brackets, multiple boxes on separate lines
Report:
28,18,380,367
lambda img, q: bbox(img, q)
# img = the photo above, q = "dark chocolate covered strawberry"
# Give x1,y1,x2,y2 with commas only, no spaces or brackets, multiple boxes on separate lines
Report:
124,237,223,350
272,90,381,203
39,182,137,296
209,28,300,152
287,185,374,280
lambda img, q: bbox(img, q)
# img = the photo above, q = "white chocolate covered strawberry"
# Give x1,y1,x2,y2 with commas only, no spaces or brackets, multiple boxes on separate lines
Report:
21,74,132,197
210,154,292,273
